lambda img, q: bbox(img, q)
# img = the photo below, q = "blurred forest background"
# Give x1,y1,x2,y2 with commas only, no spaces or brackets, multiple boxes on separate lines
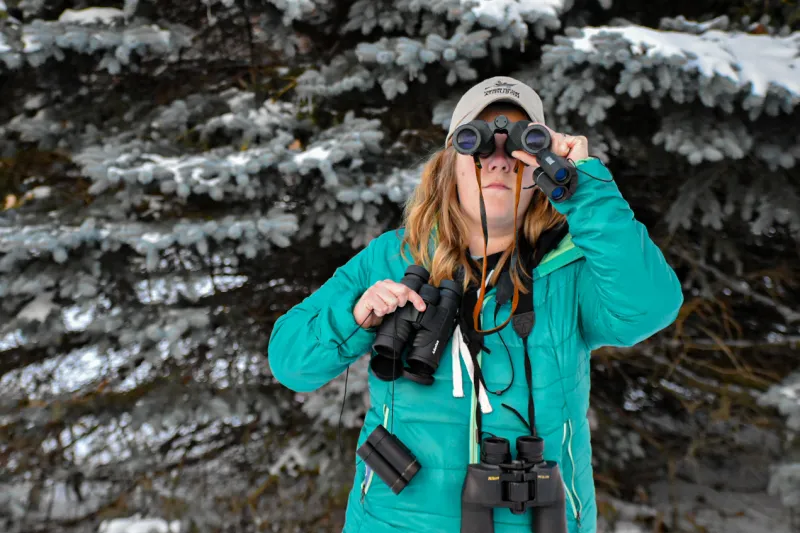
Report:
1,0,799,532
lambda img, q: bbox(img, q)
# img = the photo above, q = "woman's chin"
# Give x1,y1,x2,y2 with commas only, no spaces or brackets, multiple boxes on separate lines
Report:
481,197,517,214
480,209,520,226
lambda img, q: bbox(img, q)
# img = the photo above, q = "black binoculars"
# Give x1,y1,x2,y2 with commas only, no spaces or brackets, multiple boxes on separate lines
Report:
370,265,462,386
461,436,567,533
451,114,577,202
356,424,421,495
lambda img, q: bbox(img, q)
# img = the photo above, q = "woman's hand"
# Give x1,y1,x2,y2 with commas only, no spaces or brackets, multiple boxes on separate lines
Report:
510,124,589,169
353,279,427,329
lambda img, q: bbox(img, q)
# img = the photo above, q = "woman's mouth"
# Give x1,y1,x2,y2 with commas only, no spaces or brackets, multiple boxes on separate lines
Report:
484,183,510,190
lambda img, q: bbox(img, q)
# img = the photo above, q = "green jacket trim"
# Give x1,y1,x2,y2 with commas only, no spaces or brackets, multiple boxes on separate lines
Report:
533,233,584,280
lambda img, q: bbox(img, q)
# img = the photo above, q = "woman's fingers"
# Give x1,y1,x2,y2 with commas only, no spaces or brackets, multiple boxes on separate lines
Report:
372,283,401,316
381,280,427,312
562,134,590,160
354,279,429,328
510,149,538,168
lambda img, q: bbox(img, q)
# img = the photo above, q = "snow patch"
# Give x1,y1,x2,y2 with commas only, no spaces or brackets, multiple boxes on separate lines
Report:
58,8,126,25
467,0,567,21
293,145,332,164
571,25,800,97
98,516,181,533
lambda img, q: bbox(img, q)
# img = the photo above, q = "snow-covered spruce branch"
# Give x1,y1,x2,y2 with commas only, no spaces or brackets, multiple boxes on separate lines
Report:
2,88,300,166
539,20,800,121
342,0,567,47
0,211,298,273
68,103,417,247
0,414,299,525
649,111,800,172
759,371,800,433
665,169,800,238
73,103,389,198
0,7,194,73
296,30,489,100
75,136,294,203
294,162,423,247
0,298,217,381
758,372,800,510
286,0,570,98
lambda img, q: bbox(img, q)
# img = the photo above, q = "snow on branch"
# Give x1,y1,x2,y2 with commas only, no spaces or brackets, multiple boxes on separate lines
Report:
0,211,299,273
297,0,572,101
543,20,800,119
0,10,194,73
464,0,567,40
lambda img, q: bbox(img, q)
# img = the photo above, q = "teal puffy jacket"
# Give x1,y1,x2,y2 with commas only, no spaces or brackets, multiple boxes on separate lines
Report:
268,159,684,533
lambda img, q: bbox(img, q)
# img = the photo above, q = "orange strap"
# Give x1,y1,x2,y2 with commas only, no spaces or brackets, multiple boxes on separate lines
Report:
471,161,525,335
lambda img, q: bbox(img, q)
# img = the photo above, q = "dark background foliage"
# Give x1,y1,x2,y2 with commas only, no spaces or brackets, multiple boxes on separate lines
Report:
1,0,798,532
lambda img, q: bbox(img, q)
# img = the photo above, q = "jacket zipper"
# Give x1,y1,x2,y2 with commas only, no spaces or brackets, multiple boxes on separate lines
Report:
361,404,390,503
562,419,582,526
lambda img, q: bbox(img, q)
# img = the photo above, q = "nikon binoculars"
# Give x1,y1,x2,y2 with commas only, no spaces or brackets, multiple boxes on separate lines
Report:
461,435,567,533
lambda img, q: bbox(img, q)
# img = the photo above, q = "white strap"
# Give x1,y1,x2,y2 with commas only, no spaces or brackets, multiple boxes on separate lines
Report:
452,323,464,398
460,338,493,413
452,267,495,413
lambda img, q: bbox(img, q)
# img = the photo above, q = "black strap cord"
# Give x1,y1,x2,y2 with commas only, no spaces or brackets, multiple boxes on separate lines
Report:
465,221,570,451
469,288,536,445
334,309,375,459
334,304,401,465
514,312,536,437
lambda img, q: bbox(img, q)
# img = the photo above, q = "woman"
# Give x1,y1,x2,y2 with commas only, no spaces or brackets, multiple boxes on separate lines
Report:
268,76,683,533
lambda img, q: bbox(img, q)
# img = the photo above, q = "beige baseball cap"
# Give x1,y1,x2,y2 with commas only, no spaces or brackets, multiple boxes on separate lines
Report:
444,76,546,149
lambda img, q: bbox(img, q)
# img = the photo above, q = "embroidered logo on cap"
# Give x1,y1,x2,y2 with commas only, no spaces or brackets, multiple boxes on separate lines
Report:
484,80,520,98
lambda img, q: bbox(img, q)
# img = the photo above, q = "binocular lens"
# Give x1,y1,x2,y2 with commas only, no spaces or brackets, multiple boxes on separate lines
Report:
524,129,548,151
553,168,568,183
551,186,566,200
456,129,478,151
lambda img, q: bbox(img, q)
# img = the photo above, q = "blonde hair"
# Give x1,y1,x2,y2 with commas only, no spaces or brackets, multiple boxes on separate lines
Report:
400,145,566,296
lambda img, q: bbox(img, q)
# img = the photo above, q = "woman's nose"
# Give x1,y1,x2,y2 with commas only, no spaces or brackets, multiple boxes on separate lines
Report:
483,134,513,172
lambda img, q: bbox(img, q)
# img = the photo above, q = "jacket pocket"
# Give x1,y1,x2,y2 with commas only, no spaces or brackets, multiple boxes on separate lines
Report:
360,404,391,503
561,419,583,527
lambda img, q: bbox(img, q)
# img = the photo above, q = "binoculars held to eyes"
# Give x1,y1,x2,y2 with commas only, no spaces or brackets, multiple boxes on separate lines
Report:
452,115,577,202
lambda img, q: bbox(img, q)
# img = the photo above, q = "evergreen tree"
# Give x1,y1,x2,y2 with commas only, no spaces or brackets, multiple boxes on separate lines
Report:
1,0,797,531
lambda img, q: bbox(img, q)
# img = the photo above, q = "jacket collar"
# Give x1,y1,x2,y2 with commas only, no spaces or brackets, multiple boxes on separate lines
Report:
532,232,584,280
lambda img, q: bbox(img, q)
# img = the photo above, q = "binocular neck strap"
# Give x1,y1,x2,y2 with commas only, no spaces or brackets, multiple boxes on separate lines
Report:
471,300,538,450
471,156,526,336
